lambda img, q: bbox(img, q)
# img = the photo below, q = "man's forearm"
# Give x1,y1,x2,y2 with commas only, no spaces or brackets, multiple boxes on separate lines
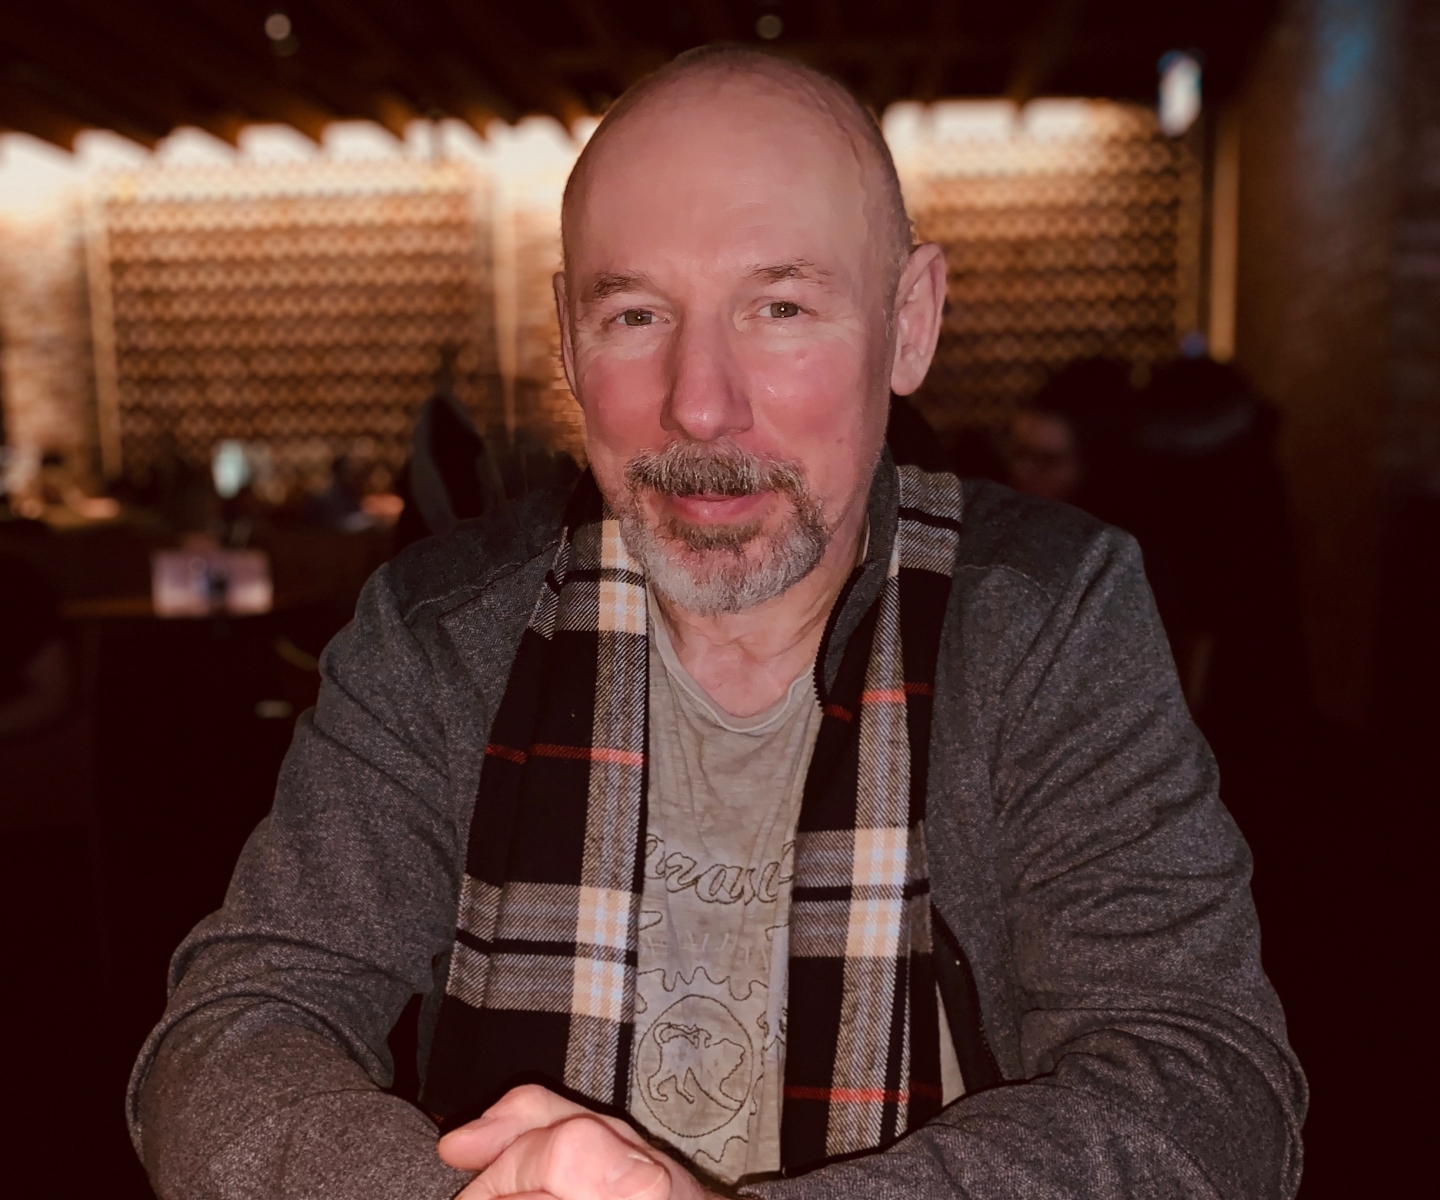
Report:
744,1015,1297,1200
137,1003,472,1199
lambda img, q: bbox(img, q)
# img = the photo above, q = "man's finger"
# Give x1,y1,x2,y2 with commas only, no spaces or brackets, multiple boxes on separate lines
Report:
439,1083,585,1171
439,1083,642,1172
457,1115,671,1200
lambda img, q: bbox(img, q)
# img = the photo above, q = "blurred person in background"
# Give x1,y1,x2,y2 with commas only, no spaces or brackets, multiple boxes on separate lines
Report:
1006,358,1139,521
1010,353,1310,913
1005,356,1306,734
393,391,581,554
1133,357,1307,731
0,541,69,738
1006,360,1185,672
1129,357,1310,892
394,347,511,552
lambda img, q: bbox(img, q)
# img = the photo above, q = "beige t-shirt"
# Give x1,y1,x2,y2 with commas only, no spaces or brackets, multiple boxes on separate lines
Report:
630,601,820,1182
631,596,962,1185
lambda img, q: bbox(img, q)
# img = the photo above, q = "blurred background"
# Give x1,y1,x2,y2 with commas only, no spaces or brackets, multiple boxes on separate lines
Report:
0,1,1432,1195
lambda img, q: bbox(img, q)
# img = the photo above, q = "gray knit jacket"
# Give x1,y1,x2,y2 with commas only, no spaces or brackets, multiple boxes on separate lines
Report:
128,463,1306,1199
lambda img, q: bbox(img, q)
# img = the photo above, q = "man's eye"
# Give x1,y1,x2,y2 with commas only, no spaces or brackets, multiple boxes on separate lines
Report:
765,301,801,319
619,309,654,326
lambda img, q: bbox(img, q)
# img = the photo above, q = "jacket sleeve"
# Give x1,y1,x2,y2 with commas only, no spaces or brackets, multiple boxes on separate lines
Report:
750,526,1306,1200
128,564,474,1199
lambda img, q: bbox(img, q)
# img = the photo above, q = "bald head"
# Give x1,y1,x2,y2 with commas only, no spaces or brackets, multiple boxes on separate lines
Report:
562,46,912,286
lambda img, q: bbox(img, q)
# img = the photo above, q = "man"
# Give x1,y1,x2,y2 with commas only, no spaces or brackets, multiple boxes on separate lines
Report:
130,47,1305,1200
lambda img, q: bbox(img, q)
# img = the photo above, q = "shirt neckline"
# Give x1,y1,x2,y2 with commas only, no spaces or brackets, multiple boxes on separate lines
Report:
647,584,816,735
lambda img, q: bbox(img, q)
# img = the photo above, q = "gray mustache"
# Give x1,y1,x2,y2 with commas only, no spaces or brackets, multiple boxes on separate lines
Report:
624,442,806,499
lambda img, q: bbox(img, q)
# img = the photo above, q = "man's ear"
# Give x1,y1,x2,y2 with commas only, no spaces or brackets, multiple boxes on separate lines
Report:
553,271,579,397
889,243,947,397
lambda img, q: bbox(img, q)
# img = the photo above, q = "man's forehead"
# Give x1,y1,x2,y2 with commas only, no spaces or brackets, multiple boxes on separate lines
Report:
568,77,873,233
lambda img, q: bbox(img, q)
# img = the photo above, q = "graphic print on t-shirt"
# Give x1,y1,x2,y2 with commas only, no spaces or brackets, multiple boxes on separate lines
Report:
632,832,792,1178
635,968,761,1139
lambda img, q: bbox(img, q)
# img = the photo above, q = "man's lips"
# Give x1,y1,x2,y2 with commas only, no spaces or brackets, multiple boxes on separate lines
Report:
656,490,773,525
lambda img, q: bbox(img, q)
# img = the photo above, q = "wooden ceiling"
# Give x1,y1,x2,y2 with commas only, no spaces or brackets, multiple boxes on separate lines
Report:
0,0,1278,150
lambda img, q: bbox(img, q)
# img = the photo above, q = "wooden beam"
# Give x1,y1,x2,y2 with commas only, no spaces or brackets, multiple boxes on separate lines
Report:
437,0,589,126
685,0,735,42
63,0,336,138
562,0,667,90
1006,0,1085,107
434,54,522,128
813,0,846,41
916,0,963,102
782,37,984,71
185,0,523,136
3,59,164,146
0,7,210,135
0,77,85,148
302,0,455,109
1207,104,1241,363
859,0,906,109
305,2,526,133
179,0,420,134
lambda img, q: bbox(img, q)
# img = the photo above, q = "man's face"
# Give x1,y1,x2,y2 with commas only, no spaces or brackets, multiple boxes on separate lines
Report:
557,77,897,612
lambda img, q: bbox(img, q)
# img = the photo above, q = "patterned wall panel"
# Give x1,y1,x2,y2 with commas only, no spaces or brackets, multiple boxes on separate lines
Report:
81,102,1201,488
891,101,1203,429
90,159,497,488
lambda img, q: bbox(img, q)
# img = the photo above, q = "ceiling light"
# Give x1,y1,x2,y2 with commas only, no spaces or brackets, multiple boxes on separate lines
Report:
1158,52,1202,137
756,14,783,40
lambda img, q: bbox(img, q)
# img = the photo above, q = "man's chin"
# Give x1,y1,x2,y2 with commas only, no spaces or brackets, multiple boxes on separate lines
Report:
661,516,766,555
617,507,829,617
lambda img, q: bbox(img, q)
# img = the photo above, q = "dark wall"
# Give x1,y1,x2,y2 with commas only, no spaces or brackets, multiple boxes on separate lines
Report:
1389,1,1440,489
1229,3,1436,1195
1232,0,1407,727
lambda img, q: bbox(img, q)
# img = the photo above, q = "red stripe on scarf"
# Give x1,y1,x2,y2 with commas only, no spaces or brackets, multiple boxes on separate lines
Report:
485,743,645,767
531,743,645,767
859,687,906,703
826,680,931,720
858,683,935,703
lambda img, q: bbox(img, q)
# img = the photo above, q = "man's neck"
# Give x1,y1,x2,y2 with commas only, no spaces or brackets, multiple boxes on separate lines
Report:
652,501,868,719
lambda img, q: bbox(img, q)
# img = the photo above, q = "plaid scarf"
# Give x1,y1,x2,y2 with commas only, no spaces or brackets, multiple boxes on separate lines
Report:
423,464,963,1173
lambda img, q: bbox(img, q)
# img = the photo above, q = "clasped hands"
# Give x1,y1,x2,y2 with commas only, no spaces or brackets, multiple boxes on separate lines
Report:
439,1084,722,1200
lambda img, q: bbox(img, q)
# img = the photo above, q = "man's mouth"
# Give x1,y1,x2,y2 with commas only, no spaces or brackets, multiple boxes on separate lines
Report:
656,489,772,526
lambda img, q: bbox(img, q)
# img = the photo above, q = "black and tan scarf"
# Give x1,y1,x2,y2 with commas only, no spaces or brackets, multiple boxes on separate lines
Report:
423,464,963,1172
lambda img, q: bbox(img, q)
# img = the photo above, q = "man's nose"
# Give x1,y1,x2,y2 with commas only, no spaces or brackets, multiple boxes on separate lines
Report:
660,312,752,442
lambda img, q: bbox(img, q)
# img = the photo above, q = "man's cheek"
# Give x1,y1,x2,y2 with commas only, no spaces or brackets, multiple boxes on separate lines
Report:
746,341,868,423
749,358,872,467
577,353,671,450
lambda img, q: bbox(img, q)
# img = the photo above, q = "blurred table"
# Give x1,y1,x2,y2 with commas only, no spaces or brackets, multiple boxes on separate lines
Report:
2,519,392,1198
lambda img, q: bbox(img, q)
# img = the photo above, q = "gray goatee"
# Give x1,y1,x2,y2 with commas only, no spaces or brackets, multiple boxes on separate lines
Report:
618,440,829,616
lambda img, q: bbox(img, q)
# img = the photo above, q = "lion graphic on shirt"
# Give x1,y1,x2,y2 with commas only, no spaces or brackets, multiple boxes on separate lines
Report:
637,994,754,1139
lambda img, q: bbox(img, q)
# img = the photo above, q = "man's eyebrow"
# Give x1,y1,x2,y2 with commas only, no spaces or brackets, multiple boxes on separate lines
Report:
586,271,651,301
748,260,832,284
